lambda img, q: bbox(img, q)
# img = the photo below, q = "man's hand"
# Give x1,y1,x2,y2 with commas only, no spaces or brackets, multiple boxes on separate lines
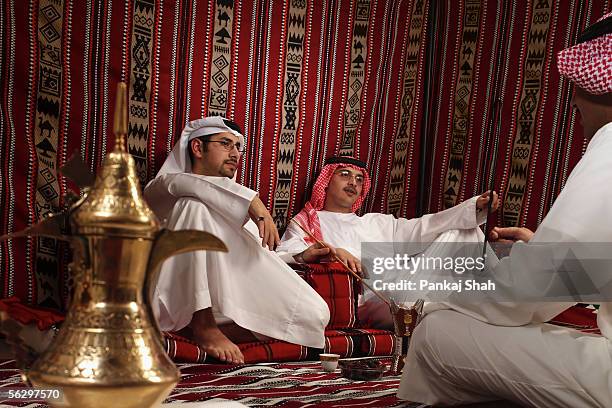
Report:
334,248,362,276
248,196,280,250
476,190,500,213
297,242,333,263
489,226,534,243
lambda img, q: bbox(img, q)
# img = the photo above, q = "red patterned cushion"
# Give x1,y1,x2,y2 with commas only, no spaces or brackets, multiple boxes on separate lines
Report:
324,328,395,357
165,328,396,364
164,332,208,363
1,298,602,365
293,262,359,329
0,297,64,330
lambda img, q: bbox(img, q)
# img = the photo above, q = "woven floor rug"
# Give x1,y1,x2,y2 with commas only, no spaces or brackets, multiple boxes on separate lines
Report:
0,306,599,407
168,358,417,407
0,358,420,407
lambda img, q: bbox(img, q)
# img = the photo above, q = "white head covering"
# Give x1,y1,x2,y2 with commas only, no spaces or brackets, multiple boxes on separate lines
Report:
153,116,245,179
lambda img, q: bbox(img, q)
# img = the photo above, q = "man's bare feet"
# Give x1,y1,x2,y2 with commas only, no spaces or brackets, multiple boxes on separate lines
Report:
189,309,244,364
192,325,244,364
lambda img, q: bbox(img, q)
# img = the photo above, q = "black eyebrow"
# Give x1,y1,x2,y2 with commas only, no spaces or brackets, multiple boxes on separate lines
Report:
212,137,236,144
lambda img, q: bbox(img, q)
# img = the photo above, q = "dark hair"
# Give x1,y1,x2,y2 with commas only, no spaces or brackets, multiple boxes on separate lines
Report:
188,136,211,164
223,118,243,135
577,15,612,44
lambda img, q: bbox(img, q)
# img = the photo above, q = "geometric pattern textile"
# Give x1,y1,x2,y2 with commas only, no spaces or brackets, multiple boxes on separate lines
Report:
167,359,413,407
0,300,599,405
165,327,397,364
0,359,420,407
1,0,610,309
426,0,610,231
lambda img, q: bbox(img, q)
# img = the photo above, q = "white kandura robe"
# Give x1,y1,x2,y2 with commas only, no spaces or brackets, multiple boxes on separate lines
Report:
398,122,612,407
277,196,487,326
144,173,330,349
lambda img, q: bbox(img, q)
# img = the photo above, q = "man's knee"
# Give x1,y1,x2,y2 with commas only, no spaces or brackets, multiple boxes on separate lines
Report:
409,310,456,359
315,296,331,326
301,289,330,326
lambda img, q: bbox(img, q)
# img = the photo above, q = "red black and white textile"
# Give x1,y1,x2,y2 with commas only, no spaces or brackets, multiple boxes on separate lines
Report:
294,262,360,329
0,358,418,407
0,297,600,366
1,0,610,315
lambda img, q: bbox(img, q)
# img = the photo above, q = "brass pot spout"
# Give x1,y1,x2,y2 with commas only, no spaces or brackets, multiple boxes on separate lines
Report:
146,229,227,305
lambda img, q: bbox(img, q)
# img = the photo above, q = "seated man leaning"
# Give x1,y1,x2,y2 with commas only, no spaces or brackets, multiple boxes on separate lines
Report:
397,13,612,407
144,117,329,364
276,155,498,328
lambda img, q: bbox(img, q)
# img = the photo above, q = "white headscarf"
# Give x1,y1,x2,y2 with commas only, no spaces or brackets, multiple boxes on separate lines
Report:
152,116,245,179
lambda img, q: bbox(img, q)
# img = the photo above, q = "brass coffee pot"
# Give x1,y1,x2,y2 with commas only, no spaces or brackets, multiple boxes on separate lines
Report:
15,83,227,407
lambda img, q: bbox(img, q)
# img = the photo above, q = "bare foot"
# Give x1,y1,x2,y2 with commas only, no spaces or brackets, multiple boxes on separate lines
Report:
192,325,244,364
189,308,244,364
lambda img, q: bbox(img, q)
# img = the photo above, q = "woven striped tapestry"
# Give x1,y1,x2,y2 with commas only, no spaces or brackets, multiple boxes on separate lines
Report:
0,0,609,308
425,0,611,228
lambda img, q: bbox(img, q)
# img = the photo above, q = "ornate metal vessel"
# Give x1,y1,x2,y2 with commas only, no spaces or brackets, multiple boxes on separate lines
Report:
22,83,227,407
389,299,423,375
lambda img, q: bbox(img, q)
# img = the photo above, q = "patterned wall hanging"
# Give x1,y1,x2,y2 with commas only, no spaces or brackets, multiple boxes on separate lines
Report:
0,0,609,308
33,0,65,308
385,0,428,216
441,0,482,209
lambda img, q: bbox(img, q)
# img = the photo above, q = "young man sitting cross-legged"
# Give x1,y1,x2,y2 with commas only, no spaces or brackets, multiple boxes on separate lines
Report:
144,117,329,364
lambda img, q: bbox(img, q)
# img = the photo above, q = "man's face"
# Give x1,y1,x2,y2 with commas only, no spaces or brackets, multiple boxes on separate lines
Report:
571,86,611,140
191,131,241,177
323,166,365,212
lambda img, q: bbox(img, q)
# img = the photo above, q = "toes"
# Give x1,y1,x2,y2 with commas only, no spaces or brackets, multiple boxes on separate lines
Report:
207,347,225,362
232,346,244,364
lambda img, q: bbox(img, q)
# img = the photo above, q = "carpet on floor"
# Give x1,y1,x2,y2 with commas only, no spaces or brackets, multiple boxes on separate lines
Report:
0,357,421,407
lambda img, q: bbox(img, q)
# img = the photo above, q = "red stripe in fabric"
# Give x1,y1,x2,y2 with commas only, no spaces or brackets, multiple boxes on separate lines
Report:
121,0,132,82
58,0,72,206
400,0,429,217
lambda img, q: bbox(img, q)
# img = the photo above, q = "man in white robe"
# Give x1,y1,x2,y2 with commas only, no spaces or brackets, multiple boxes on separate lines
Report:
397,12,612,406
144,117,329,364
276,156,498,327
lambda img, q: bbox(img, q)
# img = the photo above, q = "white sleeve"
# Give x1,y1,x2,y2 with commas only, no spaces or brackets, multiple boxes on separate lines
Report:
393,196,482,243
144,173,257,228
432,240,575,326
276,222,310,263
431,127,612,331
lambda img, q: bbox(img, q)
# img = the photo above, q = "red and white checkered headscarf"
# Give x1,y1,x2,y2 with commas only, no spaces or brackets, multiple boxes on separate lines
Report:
557,12,612,95
293,157,371,244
